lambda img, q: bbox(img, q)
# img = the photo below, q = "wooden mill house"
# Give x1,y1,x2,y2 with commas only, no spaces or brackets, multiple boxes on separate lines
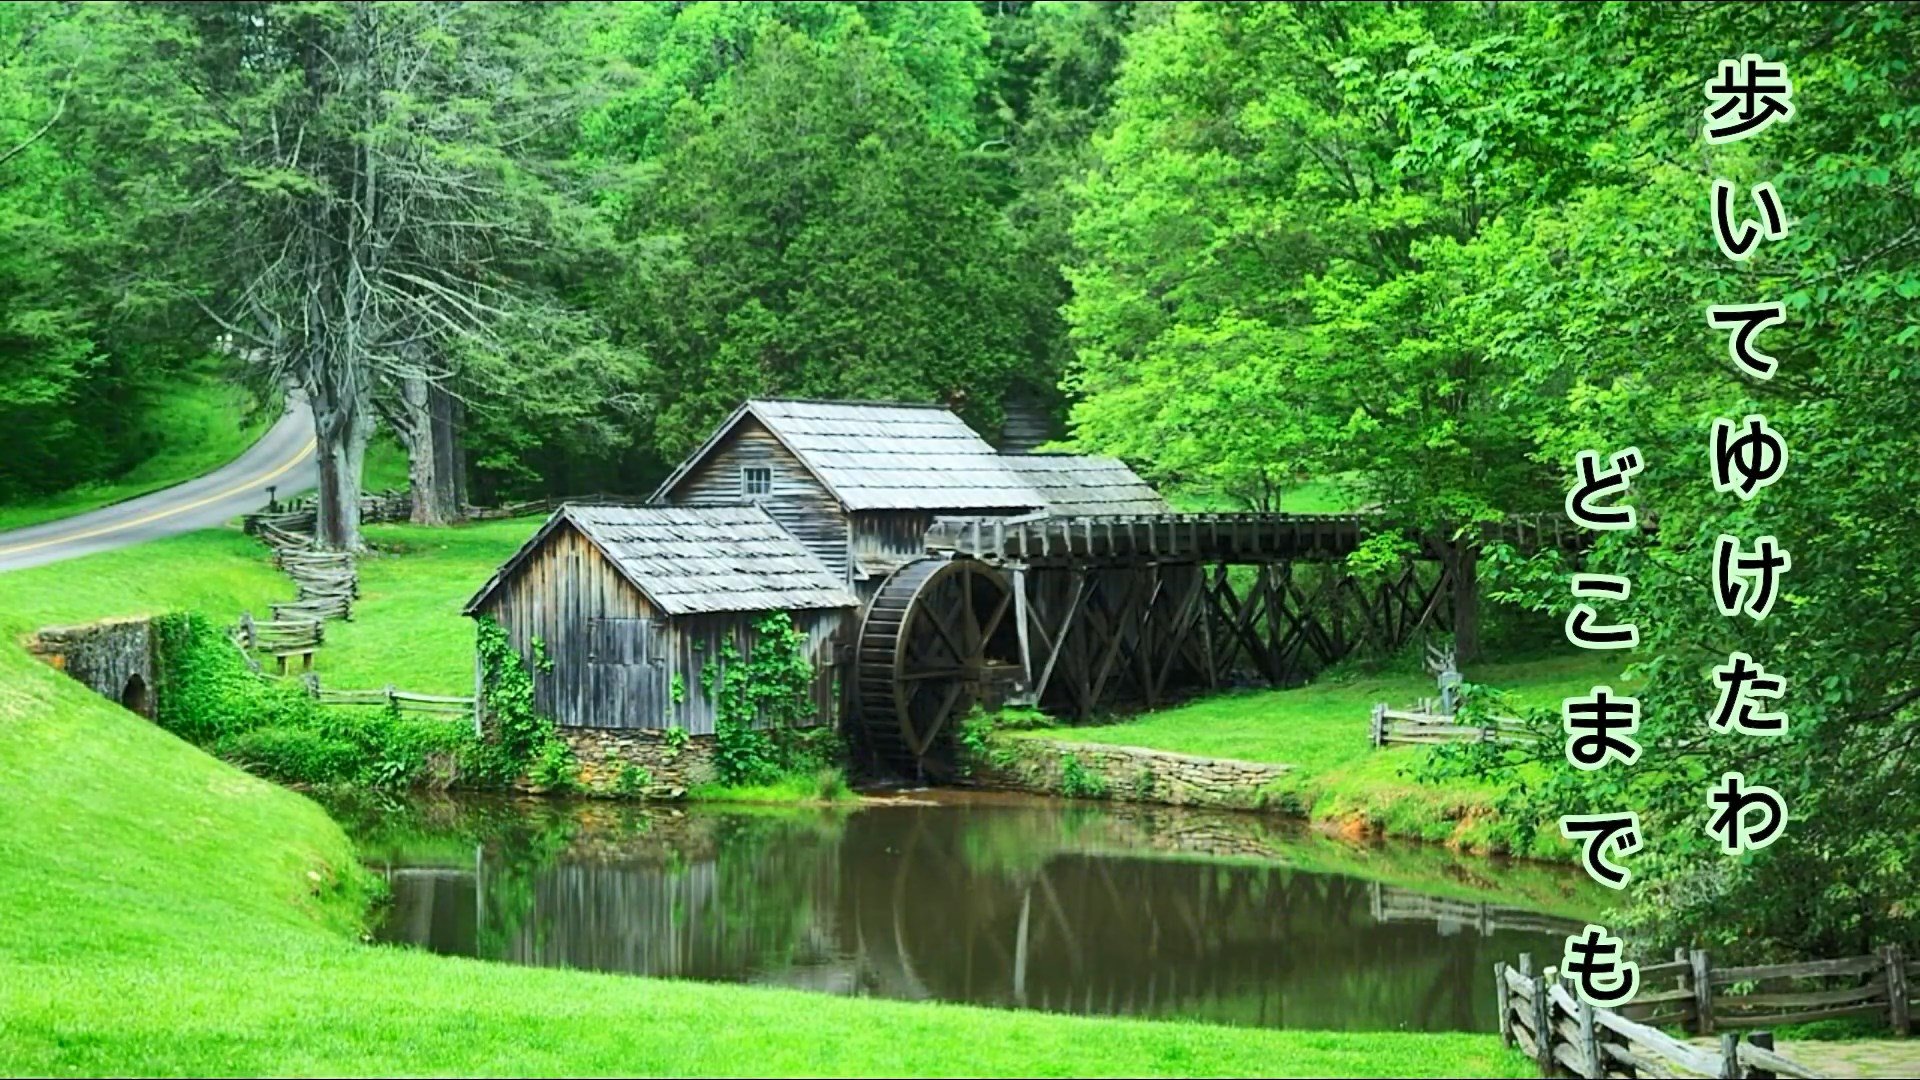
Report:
648,399,1165,599
465,399,1165,785
461,504,856,785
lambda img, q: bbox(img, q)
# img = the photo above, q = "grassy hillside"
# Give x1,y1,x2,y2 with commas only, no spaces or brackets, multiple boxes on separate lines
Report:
0,374,277,534
0,512,547,698
0,532,1534,1077
1009,653,1629,858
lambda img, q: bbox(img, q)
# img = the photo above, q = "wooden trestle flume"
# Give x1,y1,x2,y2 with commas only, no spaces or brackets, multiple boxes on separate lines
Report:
847,510,1559,777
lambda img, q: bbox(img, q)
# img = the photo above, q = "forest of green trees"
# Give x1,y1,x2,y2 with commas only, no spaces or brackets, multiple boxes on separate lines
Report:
3,1,1917,957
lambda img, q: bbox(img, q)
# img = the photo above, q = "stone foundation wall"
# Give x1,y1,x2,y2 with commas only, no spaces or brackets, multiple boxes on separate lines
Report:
26,618,156,718
962,734,1293,811
558,727,720,796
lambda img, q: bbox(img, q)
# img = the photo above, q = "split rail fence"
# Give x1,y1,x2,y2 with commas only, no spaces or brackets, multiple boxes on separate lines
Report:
249,488,411,534
1615,945,1913,1036
460,492,643,521
1497,953,1830,1079
304,678,476,722
242,492,491,728
1370,703,1540,748
255,489,642,530
236,504,360,673
235,611,324,674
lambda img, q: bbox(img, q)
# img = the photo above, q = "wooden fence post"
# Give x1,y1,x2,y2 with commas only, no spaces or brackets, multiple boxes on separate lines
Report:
1883,943,1912,1036
1746,1031,1777,1080
1578,997,1602,1078
1691,948,1716,1035
1530,969,1554,1075
1718,1033,1739,1079
1371,703,1386,748
1495,961,1513,1048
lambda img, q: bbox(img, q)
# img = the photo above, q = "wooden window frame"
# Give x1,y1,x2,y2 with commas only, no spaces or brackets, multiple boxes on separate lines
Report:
741,465,773,500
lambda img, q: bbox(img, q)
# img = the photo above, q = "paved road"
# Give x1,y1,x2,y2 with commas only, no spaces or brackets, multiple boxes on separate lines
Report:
0,398,317,574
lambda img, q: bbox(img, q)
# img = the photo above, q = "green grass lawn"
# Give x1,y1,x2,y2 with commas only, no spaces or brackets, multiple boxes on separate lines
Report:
1012,653,1630,858
0,373,277,534
0,528,293,628
0,535,1534,1076
315,516,544,695
0,511,545,698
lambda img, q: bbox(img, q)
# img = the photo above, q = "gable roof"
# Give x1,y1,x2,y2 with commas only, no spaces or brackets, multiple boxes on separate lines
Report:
651,399,1045,512
463,504,858,618
998,454,1171,516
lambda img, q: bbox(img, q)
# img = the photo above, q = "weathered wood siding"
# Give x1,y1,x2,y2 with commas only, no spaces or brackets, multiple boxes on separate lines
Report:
667,417,851,582
850,510,935,601
665,609,847,734
995,397,1059,454
474,522,661,730
477,514,853,733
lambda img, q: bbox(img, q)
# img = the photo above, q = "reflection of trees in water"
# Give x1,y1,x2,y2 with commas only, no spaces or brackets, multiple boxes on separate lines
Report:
370,799,1570,1032
840,812,1469,1029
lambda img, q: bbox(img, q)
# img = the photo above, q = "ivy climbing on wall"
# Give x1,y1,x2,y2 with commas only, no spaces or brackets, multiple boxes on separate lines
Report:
697,611,832,787
472,615,573,789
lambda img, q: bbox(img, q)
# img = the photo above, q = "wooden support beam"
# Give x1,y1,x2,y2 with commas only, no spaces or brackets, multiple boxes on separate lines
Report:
1152,569,1207,700
1088,573,1138,710
1198,564,1219,690
1211,570,1273,682
1032,572,1087,710
1134,567,1164,707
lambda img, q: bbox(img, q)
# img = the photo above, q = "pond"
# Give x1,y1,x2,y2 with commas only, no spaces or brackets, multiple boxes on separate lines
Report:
328,790,1597,1033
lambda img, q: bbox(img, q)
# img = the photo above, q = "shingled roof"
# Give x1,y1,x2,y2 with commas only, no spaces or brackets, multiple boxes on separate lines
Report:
652,399,1045,512
998,454,1171,516
463,504,858,618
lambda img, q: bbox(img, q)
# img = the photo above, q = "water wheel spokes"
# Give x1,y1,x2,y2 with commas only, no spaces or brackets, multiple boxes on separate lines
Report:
855,558,1022,773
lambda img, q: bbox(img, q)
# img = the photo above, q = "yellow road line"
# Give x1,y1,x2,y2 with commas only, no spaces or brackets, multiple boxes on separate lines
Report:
0,437,317,559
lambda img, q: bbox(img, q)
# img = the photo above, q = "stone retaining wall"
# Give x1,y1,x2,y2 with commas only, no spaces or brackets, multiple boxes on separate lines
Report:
557,727,719,796
962,733,1293,810
26,618,156,718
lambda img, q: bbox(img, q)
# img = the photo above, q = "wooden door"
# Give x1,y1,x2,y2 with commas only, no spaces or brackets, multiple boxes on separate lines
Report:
588,617,667,728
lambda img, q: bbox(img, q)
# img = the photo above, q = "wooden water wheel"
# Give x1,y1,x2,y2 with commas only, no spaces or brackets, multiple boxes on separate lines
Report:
853,557,1024,776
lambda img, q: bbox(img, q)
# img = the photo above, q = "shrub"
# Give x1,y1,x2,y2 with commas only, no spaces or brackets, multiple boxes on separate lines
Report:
1058,753,1109,799
153,610,474,790
956,706,1041,776
1129,766,1157,801
698,612,846,788
613,762,652,797
528,737,577,792
152,612,316,743
469,616,569,788
811,766,849,801
214,726,360,785
661,725,690,758
990,706,1054,731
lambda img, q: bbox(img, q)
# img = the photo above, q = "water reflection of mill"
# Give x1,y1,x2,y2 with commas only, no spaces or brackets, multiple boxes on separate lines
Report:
379,806,1581,1033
